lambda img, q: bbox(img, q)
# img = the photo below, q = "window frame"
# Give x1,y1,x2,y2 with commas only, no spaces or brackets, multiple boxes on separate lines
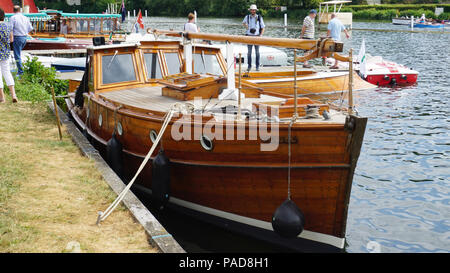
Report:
96,48,143,90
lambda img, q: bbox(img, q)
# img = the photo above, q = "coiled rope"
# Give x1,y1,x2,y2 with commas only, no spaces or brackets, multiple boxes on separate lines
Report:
96,103,193,224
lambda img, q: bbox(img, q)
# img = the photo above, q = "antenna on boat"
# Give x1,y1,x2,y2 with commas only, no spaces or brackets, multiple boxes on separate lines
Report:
348,49,354,115
293,49,298,120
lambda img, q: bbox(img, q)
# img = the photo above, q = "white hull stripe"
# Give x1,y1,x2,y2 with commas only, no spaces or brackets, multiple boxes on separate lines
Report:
169,196,345,249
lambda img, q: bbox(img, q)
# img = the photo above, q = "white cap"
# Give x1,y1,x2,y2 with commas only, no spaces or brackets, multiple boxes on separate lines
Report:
249,4,258,11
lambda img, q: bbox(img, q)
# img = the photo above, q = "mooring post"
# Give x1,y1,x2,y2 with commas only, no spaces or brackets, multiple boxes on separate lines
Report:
348,49,354,115
50,87,63,140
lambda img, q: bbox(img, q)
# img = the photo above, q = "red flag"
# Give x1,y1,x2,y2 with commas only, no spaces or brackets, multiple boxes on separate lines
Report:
137,9,144,29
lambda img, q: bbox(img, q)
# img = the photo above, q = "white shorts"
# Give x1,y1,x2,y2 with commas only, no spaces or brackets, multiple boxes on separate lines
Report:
0,58,15,89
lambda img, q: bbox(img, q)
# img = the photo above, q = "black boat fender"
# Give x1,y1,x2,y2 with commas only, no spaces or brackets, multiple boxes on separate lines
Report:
151,148,171,209
106,132,123,178
272,199,305,238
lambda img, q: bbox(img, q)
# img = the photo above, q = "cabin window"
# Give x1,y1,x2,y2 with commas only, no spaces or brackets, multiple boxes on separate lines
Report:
90,20,101,33
144,53,162,79
103,19,113,32
77,20,88,32
193,53,223,76
101,53,136,84
165,52,181,75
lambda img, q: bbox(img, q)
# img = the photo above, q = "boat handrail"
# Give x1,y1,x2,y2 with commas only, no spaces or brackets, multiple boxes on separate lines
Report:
150,29,343,52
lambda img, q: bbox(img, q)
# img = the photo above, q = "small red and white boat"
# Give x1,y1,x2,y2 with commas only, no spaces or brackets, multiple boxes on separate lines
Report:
356,40,418,86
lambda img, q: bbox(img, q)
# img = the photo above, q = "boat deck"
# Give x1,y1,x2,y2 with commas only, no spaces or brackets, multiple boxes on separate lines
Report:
99,86,347,123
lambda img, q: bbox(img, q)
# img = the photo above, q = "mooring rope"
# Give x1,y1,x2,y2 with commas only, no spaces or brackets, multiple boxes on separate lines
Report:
97,103,193,224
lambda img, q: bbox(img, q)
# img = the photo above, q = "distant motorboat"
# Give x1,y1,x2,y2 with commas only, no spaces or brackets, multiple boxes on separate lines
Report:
392,17,412,25
354,40,418,86
414,22,444,29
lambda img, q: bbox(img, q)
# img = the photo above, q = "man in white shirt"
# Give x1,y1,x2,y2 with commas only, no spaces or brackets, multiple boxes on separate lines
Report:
184,13,199,33
300,9,316,68
243,4,265,72
10,5,33,76
327,13,350,69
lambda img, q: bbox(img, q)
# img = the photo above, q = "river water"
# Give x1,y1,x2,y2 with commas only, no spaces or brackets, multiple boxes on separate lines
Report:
129,17,450,253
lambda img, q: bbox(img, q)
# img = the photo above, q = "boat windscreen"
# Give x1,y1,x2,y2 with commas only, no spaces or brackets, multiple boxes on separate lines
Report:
193,53,223,76
165,52,181,75
102,53,136,84
143,53,162,79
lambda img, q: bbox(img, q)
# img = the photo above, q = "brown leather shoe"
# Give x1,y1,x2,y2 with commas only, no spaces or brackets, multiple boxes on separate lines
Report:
12,97,18,103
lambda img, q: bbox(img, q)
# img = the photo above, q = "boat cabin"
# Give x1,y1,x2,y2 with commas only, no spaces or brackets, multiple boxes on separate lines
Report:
6,11,123,38
85,41,226,94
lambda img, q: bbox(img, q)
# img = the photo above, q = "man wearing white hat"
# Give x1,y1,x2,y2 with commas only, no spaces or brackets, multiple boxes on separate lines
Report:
243,4,265,72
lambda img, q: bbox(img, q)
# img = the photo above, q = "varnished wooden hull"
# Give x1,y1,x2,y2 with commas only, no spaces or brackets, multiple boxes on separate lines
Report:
66,93,367,251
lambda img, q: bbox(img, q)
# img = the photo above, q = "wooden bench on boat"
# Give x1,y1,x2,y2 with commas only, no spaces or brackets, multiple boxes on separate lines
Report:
158,73,225,101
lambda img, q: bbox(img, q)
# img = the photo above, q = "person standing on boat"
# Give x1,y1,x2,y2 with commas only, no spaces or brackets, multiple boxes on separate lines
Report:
327,13,350,69
299,9,317,68
184,13,199,33
0,8,17,103
243,4,265,72
9,5,33,77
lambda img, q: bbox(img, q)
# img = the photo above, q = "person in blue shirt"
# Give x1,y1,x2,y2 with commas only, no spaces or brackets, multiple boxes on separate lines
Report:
242,4,265,72
327,13,350,69
10,5,33,77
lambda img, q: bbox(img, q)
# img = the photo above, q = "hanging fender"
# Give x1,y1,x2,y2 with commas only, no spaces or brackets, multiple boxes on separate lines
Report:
271,199,305,238
151,148,171,209
106,132,123,178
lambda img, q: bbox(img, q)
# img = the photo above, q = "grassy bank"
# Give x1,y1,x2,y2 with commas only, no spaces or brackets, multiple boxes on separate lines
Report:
0,97,157,253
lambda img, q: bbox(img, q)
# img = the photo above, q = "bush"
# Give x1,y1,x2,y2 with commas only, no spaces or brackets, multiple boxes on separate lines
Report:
437,12,450,20
353,8,399,20
13,81,51,103
398,9,436,19
16,56,69,105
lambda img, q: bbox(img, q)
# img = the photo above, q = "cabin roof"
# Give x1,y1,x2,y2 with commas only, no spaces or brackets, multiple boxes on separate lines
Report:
88,43,141,51
60,13,122,19
5,12,51,21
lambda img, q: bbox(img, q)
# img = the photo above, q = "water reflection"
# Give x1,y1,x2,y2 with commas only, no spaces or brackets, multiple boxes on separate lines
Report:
128,18,450,253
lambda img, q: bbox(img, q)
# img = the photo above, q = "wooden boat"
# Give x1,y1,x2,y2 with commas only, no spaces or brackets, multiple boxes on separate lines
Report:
392,17,412,25
65,32,368,252
5,11,125,50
